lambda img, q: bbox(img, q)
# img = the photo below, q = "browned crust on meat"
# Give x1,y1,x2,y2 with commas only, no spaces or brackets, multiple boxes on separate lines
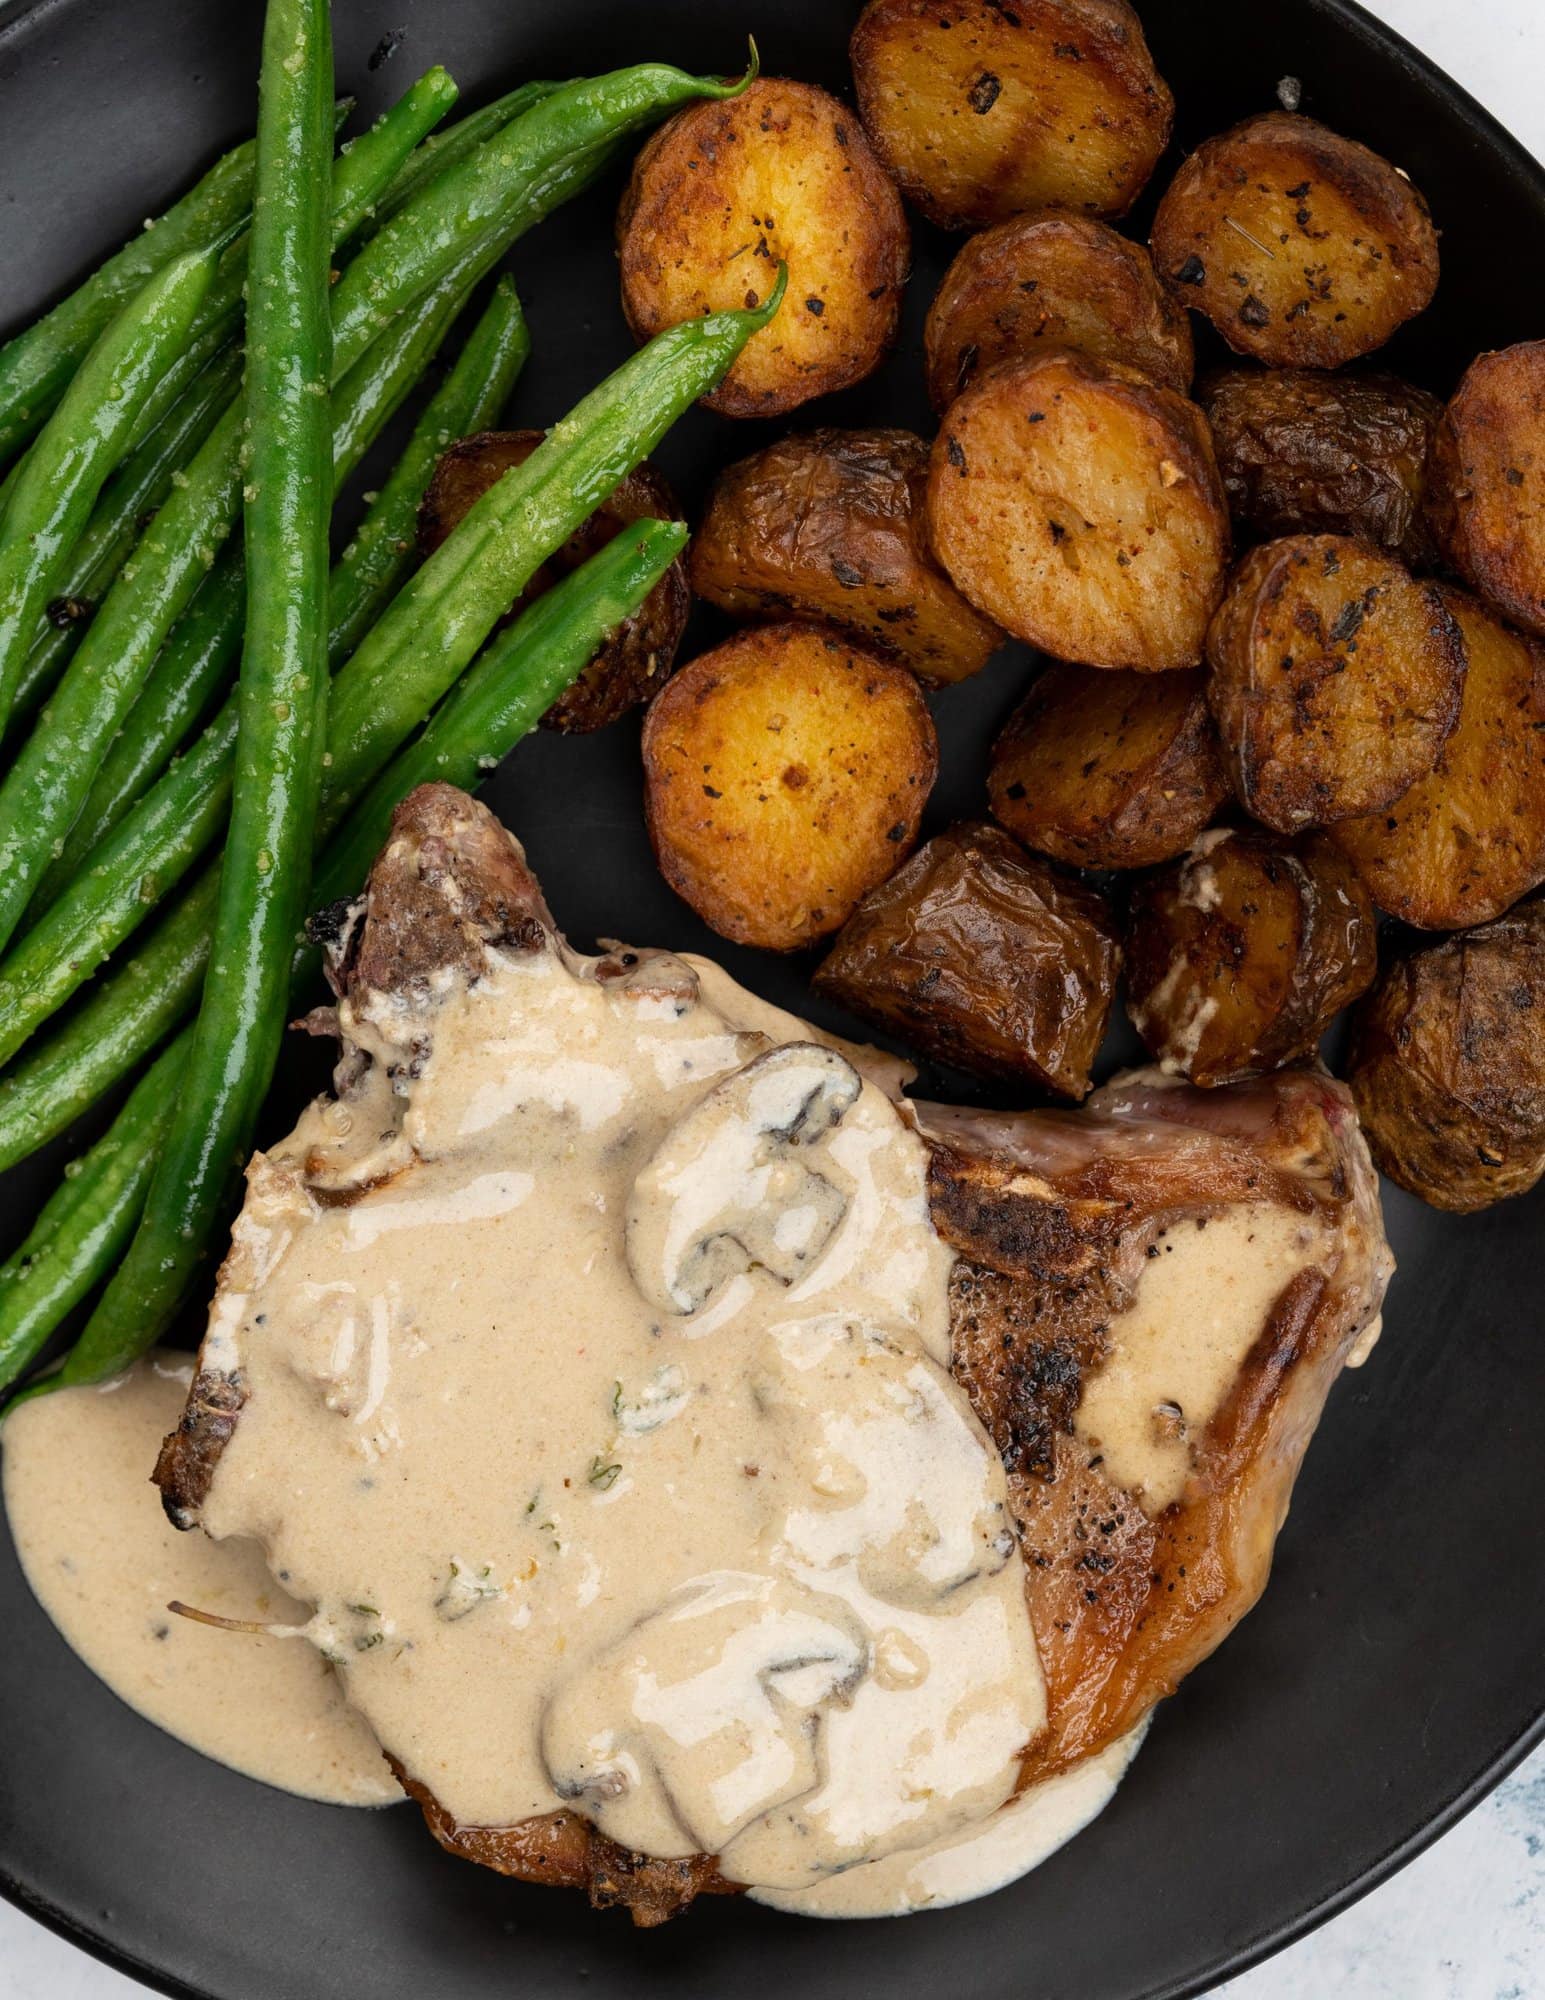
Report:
153,1367,247,1528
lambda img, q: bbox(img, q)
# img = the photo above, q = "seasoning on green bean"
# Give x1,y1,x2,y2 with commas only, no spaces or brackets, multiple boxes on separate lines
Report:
329,273,528,667
0,246,219,734
0,1044,181,1397
373,81,558,224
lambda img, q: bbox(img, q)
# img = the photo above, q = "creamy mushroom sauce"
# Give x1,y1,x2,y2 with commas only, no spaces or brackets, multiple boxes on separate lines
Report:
192,941,1047,1899
1,1353,397,1806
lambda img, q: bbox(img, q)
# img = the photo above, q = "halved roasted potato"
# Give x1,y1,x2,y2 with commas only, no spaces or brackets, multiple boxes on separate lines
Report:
850,0,1173,230
814,821,1120,1098
1150,112,1439,368
689,428,1003,686
616,78,908,419
1426,341,1545,638
925,349,1229,671
1200,367,1442,564
418,430,689,733
1347,900,1545,1211
1331,586,1545,928
988,663,1229,868
924,212,1193,410
1125,827,1378,1086
641,622,938,951
1205,534,1466,832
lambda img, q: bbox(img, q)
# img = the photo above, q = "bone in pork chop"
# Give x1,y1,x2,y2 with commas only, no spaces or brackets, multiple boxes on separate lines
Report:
156,784,1391,1922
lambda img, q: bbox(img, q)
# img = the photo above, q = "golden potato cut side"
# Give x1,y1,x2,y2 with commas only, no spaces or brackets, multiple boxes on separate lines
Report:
925,349,1229,671
1330,587,1545,928
689,428,1003,686
1126,827,1378,1086
988,663,1229,868
616,78,908,419
1427,341,1545,638
1151,113,1438,368
1347,903,1545,1212
1206,534,1466,833
850,0,1173,230
925,212,1194,410
641,623,938,951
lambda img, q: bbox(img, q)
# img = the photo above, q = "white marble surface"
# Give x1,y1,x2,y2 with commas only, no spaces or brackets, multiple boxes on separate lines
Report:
2,0,1543,1995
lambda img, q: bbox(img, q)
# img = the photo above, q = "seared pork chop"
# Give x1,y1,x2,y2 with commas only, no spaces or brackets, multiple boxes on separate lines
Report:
156,784,1391,1921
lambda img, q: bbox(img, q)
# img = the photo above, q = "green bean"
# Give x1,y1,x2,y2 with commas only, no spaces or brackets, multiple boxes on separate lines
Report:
327,56,755,383
5,344,245,738
0,247,220,734
329,274,528,667
26,525,685,1394
318,519,688,906
78,0,338,1372
0,137,257,465
0,1045,180,1397
374,81,559,224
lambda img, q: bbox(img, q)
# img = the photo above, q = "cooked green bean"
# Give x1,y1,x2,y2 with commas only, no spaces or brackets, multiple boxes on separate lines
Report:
329,274,528,667
0,137,257,465
0,247,219,733
374,81,559,223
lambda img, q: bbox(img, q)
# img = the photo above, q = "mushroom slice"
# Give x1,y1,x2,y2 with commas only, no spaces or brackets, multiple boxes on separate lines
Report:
627,1044,863,1316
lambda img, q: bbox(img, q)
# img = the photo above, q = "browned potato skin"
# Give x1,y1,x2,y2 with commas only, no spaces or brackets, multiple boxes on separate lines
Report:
616,79,908,419
924,213,1194,410
418,431,689,734
1201,367,1442,564
814,821,1120,1098
988,663,1229,868
688,428,1003,687
850,0,1173,231
1427,342,1545,638
926,348,1230,671
1205,534,1466,833
1150,113,1439,368
1347,901,1545,1211
641,622,938,952
1331,587,1545,928
1126,827,1378,1086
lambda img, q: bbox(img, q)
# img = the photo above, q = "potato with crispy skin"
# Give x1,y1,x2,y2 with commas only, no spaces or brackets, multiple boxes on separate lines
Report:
815,822,1119,1098
1331,587,1545,928
1426,341,1545,638
418,431,689,734
1126,827,1377,1085
688,429,1003,686
641,623,938,951
1200,368,1442,564
1205,534,1465,833
616,78,908,419
924,213,1193,410
850,0,1173,230
1150,113,1439,368
988,664,1229,868
925,349,1229,671
1347,901,1545,1211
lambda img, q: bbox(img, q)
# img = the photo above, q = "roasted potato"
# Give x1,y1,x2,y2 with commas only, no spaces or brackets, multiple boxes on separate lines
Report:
849,0,1173,230
616,78,908,419
1200,367,1442,564
1347,901,1545,1211
925,349,1229,671
689,428,1003,686
1125,827,1378,1085
1426,341,1545,638
923,212,1193,410
641,622,938,951
814,821,1119,1098
1205,534,1466,833
1150,113,1439,368
988,664,1229,868
1330,587,1545,928
418,431,689,734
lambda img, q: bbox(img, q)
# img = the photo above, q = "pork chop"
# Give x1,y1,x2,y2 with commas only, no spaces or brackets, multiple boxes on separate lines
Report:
156,783,1392,1921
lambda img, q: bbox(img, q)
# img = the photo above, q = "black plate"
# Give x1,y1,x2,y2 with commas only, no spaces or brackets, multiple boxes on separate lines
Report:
1,1,1543,1995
